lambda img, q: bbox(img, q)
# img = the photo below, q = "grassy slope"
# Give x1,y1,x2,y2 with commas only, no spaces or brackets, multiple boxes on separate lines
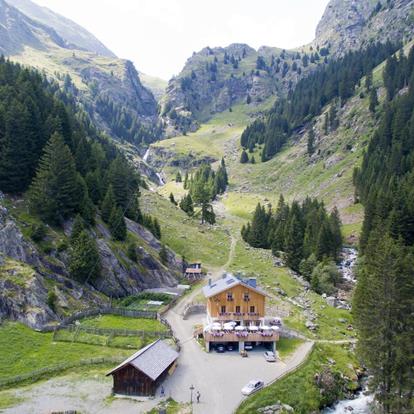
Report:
79,315,167,331
0,323,130,382
237,343,360,414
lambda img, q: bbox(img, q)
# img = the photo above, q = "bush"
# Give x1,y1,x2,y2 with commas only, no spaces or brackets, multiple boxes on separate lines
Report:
47,291,58,312
30,223,47,242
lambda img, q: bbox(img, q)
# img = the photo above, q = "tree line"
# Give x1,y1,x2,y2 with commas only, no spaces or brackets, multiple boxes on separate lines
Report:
241,196,342,294
353,44,414,412
0,58,161,284
240,41,401,161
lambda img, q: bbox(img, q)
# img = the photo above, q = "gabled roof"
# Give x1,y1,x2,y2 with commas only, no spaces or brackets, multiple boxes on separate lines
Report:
185,268,202,274
106,339,179,381
202,274,266,298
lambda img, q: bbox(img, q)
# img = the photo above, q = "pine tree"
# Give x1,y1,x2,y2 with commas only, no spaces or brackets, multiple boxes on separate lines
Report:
109,206,127,241
71,214,85,244
28,132,80,224
365,70,373,91
175,171,182,182
101,185,116,223
69,230,100,283
285,211,304,271
169,192,177,205
201,201,216,224
307,128,315,156
240,149,249,164
159,244,168,265
369,88,379,113
183,171,189,189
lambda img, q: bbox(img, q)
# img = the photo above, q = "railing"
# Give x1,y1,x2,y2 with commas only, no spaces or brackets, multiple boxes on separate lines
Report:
213,312,262,321
204,331,279,342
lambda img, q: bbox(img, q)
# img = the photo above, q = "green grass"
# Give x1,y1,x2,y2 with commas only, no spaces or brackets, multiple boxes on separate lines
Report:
141,189,231,268
237,343,360,414
79,315,167,332
0,323,130,382
146,397,191,414
0,391,24,409
277,338,303,360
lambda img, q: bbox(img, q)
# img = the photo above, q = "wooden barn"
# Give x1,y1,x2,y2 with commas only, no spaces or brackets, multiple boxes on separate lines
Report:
106,339,179,396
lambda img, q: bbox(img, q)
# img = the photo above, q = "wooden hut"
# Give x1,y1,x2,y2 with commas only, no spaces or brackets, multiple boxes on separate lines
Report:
106,339,179,396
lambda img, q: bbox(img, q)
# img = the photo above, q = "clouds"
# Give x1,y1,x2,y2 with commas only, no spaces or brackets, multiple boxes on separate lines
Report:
32,0,329,79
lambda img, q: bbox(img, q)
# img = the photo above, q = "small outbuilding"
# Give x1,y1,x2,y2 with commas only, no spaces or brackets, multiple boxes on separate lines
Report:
106,339,179,396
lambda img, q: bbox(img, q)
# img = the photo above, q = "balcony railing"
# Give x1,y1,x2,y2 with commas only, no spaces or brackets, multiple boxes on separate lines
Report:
204,331,279,342
213,312,262,321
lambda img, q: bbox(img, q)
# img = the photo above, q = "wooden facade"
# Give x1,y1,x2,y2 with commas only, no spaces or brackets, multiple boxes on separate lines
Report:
206,283,265,321
111,361,175,396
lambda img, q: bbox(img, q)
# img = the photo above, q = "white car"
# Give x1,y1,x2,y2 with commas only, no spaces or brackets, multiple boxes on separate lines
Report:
264,351,276,362
241,379,264,395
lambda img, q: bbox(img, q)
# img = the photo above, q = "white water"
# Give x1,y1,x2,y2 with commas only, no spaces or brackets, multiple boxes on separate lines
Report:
323,389,373,413
156,172,165,186
338,247,358,282
143,148,150,162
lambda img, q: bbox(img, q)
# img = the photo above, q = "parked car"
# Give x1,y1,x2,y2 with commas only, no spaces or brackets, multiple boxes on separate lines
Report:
241,379,264,395
244,342,253,351
226,344,234,351
264,351,276,362
215,344,225,353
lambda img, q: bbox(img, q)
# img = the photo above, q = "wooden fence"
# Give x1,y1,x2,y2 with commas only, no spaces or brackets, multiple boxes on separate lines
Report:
0,356,124,389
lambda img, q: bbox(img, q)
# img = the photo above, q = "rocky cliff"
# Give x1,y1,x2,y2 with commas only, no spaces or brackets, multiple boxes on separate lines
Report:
0,194,181,329
162,43,324,135
314,0,414,55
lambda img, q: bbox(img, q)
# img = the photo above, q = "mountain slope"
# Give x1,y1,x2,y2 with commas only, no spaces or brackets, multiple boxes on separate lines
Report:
314,0,414,54
0,0,159,147
162,43,326,135
9,0,116,57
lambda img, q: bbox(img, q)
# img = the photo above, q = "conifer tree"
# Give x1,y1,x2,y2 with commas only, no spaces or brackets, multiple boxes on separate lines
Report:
169,192,177,205
71,214,85,244
175,171,182,182
109,206,127,241
183,171,189,189
101,185,116,223
285,210,304,271
159,244,168,265
240,149,249,164
69,230,100,283
28,132,80,224
307,128,315,156
369,88,379,113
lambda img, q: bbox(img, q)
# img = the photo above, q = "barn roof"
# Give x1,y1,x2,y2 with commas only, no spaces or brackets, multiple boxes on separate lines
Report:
106,339,179,381
202,273,266,298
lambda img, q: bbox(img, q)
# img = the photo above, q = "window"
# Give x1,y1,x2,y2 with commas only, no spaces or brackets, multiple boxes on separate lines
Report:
235,306,241,313
250,306,255,313
220,305,226,314
243,292,250,301
227,292,233,301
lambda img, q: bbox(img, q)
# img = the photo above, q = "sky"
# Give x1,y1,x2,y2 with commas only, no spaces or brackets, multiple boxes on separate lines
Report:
32,0,330,80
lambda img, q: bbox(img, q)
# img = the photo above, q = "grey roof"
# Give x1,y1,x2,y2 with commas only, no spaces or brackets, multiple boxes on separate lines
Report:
106,339,179,381
202,274,266,298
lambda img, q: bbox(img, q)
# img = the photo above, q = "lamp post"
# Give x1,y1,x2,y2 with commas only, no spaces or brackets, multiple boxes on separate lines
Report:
190,384,195,404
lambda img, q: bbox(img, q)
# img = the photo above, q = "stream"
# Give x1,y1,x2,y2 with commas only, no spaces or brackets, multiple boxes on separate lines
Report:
338,247,358,282
323,387,373,413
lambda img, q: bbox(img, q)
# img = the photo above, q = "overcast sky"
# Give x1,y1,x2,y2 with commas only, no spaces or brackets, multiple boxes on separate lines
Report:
32,0,330,80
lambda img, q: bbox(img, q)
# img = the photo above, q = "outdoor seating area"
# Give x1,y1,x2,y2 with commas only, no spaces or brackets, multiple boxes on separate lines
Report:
204,321,279,342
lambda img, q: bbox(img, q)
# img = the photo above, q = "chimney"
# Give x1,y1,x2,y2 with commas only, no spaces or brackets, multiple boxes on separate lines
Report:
248,277,257,288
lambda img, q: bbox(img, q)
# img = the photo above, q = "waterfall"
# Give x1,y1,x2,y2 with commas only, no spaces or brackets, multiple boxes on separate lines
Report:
156,172,165,186
143,148,150,162
323,388,373,413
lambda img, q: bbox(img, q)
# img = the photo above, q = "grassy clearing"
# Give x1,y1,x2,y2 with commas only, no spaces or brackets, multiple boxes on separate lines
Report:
237,343,360,414
79,315,167,332
141,189,230,268
0,323,130,382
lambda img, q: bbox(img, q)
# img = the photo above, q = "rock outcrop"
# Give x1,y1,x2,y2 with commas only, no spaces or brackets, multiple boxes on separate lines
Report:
314,0,414,56
0,195,180,329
